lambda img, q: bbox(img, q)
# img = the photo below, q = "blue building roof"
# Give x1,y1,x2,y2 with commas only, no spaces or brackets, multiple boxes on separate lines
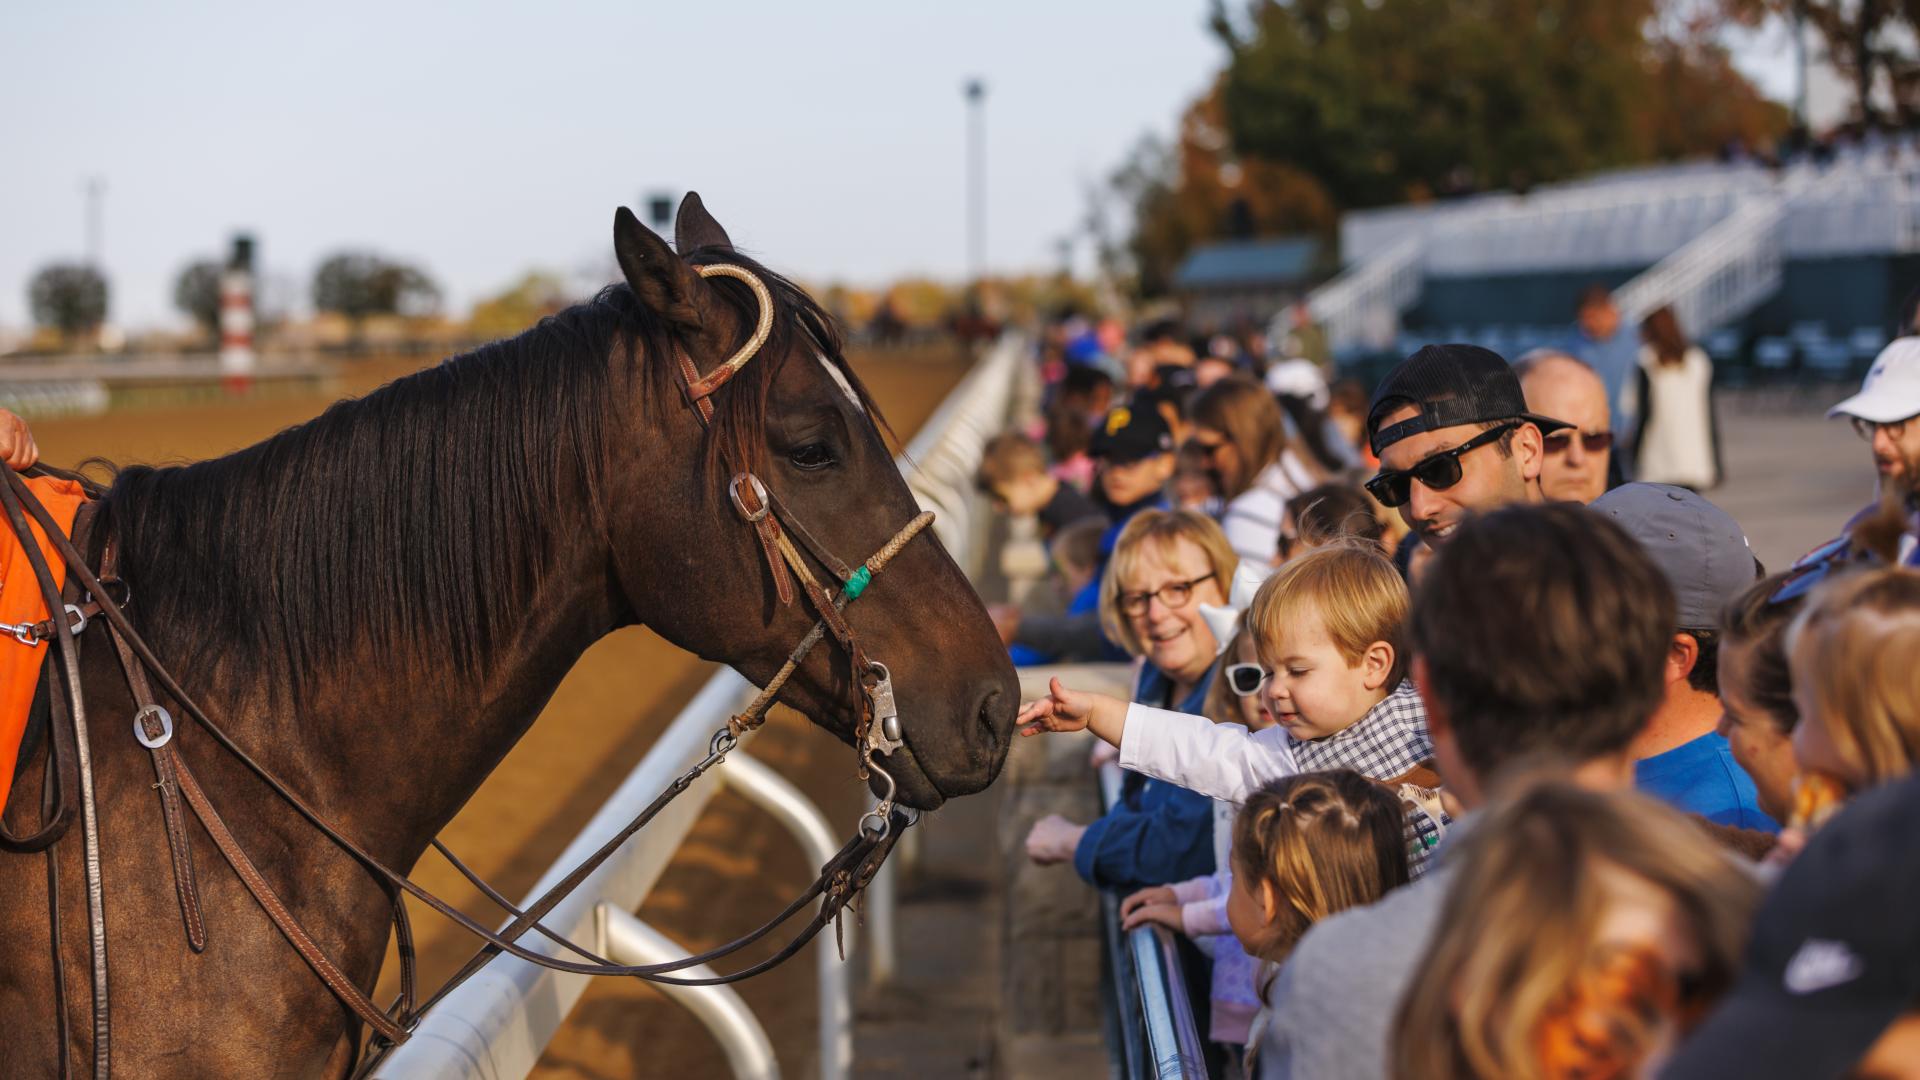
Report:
1173,237,1321,291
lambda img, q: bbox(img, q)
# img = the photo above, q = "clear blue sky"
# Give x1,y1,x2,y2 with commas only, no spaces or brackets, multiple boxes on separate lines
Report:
1,1,1224,331
1,4,1797,334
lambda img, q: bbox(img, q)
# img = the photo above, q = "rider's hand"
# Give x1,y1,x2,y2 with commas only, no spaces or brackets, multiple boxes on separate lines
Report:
0,409,38,471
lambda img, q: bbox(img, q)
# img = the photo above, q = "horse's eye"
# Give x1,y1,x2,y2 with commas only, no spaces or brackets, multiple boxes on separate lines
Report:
787,443,836,471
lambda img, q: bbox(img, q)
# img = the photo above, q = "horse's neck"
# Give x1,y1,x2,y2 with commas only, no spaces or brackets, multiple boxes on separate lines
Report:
256,500,627,866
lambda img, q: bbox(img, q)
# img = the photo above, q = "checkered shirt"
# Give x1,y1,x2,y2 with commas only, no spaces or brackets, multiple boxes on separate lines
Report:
1286,679,1449,876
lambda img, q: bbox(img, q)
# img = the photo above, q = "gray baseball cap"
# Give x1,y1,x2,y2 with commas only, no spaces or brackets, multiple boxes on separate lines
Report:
1590,483,1757,628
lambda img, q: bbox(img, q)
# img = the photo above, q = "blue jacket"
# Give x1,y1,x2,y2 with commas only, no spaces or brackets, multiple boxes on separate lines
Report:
1073,662,1217,891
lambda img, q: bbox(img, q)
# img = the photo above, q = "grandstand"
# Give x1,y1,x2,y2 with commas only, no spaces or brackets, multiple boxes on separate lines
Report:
1308,139,1920,382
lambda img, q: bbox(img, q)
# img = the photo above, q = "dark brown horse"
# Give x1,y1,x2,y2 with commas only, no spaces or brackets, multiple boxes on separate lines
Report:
0,196,1018,1078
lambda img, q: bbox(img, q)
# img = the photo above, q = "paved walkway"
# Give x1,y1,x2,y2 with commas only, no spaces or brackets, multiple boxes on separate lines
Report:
1710,388,1875,570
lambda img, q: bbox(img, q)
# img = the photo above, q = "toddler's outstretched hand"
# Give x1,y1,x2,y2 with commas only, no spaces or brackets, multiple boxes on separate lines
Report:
1017,677,1110,736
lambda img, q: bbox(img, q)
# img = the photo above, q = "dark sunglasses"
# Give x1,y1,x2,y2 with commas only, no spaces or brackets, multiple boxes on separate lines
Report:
1542,429,1614,455
1365,422,1518,508
1224,662,1270,697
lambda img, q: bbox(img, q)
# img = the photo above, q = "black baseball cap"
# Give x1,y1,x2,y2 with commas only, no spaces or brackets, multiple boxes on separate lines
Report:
1089,403,1174,464
1366,343,1571,457
1661,774,1920,1079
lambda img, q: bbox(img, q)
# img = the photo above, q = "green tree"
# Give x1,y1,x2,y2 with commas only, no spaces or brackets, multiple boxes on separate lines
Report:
312,252,441,349
28,263,109,346
1209,0,1786,209
173,259,223,343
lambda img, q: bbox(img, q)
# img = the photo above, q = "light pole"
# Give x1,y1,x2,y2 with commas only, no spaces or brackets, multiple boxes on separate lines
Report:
964,78,986,285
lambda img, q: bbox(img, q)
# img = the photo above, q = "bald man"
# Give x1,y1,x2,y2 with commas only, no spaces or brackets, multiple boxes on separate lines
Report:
1516,351,1614,503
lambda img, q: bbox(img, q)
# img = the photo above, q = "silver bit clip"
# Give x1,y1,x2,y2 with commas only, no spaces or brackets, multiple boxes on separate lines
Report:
864,661,903,757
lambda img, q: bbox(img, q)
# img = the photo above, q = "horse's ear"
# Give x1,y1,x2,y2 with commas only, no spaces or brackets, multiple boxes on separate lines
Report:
614,205,704,331
674,191,734,253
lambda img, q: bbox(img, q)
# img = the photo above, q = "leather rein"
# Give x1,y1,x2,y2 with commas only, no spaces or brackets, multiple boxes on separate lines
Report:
0,261,933,1078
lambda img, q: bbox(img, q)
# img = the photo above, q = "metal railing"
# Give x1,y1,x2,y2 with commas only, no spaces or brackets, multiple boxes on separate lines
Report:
375,334,1034,1080
1097,763,1207,1080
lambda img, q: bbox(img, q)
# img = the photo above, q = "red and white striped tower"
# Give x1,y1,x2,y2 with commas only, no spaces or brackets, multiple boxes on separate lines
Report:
219,233,255,394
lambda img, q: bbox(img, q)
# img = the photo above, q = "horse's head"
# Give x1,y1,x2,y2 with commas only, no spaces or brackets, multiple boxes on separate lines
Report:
602,195,1017,810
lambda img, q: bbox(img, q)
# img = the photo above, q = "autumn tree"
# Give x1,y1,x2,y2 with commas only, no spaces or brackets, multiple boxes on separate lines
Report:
1719,0,1920,125
466,270,571,341
28,263,109,347
1114,81,1338,297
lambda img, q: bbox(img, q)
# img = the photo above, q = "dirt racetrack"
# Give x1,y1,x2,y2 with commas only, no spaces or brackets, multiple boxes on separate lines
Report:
28,342,975,1079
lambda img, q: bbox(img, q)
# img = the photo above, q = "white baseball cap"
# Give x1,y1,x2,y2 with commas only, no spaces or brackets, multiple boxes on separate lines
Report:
1829,337,1920,422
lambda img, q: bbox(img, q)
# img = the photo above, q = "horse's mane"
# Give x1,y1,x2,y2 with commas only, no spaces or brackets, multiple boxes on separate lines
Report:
102,249,882,698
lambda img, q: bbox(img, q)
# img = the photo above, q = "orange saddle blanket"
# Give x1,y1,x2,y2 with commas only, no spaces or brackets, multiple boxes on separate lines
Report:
0,475,88,814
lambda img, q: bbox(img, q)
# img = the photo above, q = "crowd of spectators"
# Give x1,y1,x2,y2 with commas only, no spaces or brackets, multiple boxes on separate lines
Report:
979,308,1920,1079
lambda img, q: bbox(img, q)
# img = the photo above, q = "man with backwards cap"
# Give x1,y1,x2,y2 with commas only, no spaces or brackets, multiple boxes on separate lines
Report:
1363,343,1569,553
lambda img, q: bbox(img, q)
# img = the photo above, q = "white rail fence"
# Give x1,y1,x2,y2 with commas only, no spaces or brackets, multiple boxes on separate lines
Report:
375,335,1033,1080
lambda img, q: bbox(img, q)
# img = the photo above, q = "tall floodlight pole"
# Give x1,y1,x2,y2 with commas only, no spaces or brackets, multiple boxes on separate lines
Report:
965,78,987,285
80,176,106,268
1793,0,1810,129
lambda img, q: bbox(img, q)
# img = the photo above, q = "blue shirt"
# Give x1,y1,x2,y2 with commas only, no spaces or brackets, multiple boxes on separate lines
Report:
1569,328,1642,441
1072,662,1217,890
1635,731,1780,832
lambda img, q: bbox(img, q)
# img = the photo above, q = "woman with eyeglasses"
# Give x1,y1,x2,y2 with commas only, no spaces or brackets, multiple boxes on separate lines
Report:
1189,375,1326,565
1633,305,1721,491
1021,509,1235,894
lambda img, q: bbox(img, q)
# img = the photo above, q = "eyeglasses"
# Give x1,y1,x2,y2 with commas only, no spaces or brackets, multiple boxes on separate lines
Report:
1224,662,1270,697
1364,422,1519,509
1117,572,1216,617
1542,429,1614,455
1851,415,1913,441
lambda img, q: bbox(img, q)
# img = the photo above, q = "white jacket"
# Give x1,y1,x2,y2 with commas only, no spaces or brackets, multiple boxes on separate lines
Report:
1118,703,1300,805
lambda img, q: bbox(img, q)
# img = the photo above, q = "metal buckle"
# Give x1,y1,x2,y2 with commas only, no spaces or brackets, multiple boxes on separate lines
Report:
862,661,904,758
728,473,771,523
133,704,175,750
61,604,86,636
3,621,41,647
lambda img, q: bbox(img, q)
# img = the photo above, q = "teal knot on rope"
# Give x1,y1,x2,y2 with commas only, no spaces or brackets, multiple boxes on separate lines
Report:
842,565,873,601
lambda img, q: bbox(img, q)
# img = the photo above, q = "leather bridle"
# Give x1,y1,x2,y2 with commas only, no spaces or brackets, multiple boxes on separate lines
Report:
0,261,936,1078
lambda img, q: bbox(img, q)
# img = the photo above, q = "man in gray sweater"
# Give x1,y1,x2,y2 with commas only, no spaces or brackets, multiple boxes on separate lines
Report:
1255,501,1677,1078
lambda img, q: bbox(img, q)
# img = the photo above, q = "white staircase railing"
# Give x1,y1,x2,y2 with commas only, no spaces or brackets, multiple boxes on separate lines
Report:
1305,237,1424,354
1610,197,1787,334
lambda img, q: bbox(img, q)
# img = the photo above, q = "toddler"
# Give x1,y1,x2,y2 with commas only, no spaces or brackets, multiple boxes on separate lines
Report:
1019,542,1449,872
1232,771,1409,1075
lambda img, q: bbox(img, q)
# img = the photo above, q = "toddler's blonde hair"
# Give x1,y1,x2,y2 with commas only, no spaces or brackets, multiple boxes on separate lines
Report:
1248,542,1407,686
1788,566,1920,787
1231,770,1408,971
